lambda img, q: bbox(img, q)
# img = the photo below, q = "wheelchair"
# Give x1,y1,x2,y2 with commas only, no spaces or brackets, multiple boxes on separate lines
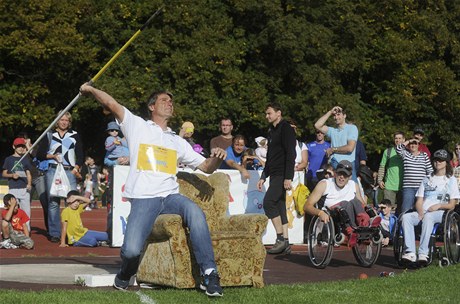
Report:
307,207,383,268
393,208,460,267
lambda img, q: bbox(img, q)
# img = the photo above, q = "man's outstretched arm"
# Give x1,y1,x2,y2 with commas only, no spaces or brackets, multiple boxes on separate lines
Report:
80,83,125,123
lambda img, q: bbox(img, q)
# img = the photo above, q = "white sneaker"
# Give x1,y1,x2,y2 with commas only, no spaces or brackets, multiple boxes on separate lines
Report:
402,252,416,263
0,239,18,249
418,254,429,264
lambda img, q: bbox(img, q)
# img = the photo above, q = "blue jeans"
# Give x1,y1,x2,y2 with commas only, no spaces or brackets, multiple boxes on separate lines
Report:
74,230,108,247
45,167,77,238
117,193,217,281
401,187,418,214
402,210,443,256
330,158,357,182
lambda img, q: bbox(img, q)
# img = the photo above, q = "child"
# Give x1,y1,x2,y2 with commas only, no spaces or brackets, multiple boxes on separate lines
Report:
59,190,109,247
83,173,94,210
2,137,33,230
255,137,268,163
242,148,264,170
315,163,334,181
0,194,34,249
105,121,129,166
378,199,397,246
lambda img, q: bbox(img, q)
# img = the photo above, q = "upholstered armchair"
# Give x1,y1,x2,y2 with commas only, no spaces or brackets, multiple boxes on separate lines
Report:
137,171,268,288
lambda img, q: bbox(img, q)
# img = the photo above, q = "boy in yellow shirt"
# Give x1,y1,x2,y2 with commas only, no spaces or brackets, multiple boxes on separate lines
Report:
59,190,108,247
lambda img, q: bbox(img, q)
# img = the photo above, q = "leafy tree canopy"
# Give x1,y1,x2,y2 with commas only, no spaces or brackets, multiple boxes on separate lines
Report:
1,0,459,167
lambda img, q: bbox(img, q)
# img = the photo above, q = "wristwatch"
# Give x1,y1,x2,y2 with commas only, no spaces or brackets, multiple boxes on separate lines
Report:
333,147,338,152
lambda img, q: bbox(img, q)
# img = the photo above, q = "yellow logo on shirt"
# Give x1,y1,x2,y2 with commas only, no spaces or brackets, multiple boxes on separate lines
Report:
137,144,177,175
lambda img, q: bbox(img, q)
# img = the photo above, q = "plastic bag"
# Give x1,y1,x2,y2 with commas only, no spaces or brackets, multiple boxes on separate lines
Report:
50,163,71,198
293,182,310,216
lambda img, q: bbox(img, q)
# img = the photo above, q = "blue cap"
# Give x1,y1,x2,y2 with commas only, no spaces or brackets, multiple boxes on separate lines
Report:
106,121,120,132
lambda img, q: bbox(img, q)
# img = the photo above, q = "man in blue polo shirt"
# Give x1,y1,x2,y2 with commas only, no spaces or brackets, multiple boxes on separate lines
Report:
314,106,359,181
306,130,330,191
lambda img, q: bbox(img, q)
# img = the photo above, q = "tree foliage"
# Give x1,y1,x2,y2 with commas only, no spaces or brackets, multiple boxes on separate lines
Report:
1,0,459,167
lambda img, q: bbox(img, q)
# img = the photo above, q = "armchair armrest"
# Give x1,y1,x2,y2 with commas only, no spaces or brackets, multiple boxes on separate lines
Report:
227,214,268,235
150,214,184,241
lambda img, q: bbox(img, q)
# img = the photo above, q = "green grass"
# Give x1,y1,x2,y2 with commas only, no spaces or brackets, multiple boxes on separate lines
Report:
1,264,459,304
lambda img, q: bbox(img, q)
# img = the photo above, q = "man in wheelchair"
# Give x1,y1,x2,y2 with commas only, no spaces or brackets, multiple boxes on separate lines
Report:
304,160,381,247
400,149,460,265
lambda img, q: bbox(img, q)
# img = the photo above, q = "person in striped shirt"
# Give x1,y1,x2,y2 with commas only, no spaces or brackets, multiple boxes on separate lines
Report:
396,138,433,213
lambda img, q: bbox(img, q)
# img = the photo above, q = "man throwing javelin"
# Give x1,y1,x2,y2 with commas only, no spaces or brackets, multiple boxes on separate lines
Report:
80,83,226,297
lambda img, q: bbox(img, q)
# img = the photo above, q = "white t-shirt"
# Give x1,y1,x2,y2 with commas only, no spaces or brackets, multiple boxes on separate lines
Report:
119,108,205,198
295,141,308,166
322,178,357,208
416,175,460,212
255,147,267,162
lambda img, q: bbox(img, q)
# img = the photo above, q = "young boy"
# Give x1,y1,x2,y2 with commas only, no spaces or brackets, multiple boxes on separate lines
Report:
2,137,33,230
378,199,397,246
0,194,34,249
60,190,109,247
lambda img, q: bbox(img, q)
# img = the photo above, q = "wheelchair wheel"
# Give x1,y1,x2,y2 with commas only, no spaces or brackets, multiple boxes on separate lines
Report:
308,215,334,268
443,210,460,264
352,230,383,267
392,216,405,267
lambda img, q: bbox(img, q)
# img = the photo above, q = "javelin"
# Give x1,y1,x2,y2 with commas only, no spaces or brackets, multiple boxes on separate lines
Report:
13,6,164,170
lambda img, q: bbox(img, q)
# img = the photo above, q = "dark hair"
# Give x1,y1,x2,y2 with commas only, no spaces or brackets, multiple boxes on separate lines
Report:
432,161,453,178
265,102,282,112
66,190,80,198
3,193,16,206
380,199,392,207
243,148,255,156
232,134,246,145
146,91,173,112
394,131,404,137
220,118,233,125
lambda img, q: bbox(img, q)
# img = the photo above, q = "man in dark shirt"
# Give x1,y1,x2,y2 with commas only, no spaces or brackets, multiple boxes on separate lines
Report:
257,102,296,254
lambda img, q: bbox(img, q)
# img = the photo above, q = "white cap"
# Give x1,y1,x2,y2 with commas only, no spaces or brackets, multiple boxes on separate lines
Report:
255,136,266,147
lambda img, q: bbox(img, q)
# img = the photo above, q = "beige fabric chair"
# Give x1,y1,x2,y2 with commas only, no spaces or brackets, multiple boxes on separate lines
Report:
137,171,268,288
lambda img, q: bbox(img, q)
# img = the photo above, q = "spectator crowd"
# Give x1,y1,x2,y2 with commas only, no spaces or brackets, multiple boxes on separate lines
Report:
1,101,459,293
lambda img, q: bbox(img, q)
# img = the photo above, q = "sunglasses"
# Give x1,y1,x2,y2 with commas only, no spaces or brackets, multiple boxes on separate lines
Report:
109,129,119,132
337,164,352,170
409,141,419,145
434,159,446,163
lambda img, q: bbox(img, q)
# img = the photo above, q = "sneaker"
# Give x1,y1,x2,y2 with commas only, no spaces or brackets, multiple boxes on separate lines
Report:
97,241,110,247
49,236,61,243
200,270,223,297
418,253,429,266
113,275,129,291
0,239,18,249
267,239,291,254
401,252,417,263
348,232,358,247
369,216,382,228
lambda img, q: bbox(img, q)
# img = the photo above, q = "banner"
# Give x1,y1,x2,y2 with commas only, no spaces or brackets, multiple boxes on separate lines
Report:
111,166,304,247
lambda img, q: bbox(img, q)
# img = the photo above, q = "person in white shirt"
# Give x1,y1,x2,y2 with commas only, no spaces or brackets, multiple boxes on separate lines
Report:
401,149,460,265
80,83,226,297
304,160,381,247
